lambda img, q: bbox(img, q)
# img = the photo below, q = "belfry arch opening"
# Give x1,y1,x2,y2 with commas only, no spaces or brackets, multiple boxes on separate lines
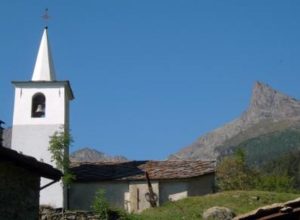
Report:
31,93,46,118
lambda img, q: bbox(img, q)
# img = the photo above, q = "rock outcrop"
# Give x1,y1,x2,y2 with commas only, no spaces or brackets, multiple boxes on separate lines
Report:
203,206,235,220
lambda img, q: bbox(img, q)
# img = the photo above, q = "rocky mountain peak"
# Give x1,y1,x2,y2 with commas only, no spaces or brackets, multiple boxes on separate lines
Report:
170,81,300,161
244,81,300,122
70,147,128,163
251,81,277,105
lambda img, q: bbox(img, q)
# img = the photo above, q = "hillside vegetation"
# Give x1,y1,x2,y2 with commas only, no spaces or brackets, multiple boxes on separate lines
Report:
235,128,300,166
136,191,300,220
218,137,300,190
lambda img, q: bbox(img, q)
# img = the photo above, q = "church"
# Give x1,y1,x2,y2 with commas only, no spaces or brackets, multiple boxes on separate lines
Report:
7,27,215,212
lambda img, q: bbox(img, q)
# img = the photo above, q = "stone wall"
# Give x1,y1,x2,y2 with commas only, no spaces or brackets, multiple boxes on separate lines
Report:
40,207,100,220
0,161,40,220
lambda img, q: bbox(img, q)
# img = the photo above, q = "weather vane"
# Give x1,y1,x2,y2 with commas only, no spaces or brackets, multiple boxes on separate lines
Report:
42,8,50,27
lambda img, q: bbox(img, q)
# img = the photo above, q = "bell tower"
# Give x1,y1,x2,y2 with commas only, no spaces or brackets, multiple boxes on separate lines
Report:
11,27,74,208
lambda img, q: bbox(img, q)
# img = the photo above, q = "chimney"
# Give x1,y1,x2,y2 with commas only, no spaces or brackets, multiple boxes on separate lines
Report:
0,120,5,147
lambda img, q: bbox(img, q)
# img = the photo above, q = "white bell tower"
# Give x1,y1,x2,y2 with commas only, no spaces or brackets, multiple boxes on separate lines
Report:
11,27,74,208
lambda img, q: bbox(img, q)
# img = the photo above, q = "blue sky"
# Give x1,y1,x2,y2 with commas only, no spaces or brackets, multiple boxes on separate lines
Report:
1,1,300,160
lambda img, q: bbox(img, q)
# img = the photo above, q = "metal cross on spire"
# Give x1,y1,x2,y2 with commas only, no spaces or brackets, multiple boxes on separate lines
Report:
42,8,50,27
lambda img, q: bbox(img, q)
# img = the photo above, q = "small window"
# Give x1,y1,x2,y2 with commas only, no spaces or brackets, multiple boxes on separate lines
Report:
32,93,46,118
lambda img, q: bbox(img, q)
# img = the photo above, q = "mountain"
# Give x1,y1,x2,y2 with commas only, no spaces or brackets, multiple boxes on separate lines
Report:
70,147,128,163
169,81,300,164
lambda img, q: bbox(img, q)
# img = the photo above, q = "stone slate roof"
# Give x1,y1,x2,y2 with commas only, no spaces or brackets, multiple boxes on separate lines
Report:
0,146,62,181
70,160,215,182
234,197,300,220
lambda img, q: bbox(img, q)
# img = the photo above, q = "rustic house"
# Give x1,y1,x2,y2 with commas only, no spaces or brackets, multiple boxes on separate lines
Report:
69,160,215,212
0,145,62,220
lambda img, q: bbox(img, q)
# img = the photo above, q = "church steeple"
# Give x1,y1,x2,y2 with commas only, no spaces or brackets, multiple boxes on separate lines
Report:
11,26,74,208
31,27,56,81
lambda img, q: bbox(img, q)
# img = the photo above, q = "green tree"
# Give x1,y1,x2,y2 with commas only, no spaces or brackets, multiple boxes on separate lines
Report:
216,149,258,191
48,129,75,185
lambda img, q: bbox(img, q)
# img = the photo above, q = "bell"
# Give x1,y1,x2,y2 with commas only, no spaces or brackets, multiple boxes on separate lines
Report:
35,104,45,114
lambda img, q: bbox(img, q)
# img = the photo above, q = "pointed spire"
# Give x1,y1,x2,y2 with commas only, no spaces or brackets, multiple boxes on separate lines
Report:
32,27,56,81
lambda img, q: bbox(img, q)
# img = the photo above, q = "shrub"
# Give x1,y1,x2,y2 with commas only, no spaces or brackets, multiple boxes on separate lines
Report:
257,174,295,193
48,129,75,185
91,189,109,219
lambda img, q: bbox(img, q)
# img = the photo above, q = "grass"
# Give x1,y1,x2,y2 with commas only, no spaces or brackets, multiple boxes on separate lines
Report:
131,191,300,220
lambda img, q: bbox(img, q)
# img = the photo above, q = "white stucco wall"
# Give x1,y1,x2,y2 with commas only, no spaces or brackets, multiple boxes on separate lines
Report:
69,174,215,213
159,174,215,204
69,181,160,213
12,125,61,163
11,82,72,208
69,182,129,211
12,85,68,126
40,178,64,208
187,173,215,196
159,180,188,204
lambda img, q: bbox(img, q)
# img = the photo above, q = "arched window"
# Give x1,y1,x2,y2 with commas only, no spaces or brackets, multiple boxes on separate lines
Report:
31,93,46,118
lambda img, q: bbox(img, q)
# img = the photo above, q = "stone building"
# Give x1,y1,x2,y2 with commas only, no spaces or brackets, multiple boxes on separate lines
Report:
0,145,62,220
69,160,215,212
